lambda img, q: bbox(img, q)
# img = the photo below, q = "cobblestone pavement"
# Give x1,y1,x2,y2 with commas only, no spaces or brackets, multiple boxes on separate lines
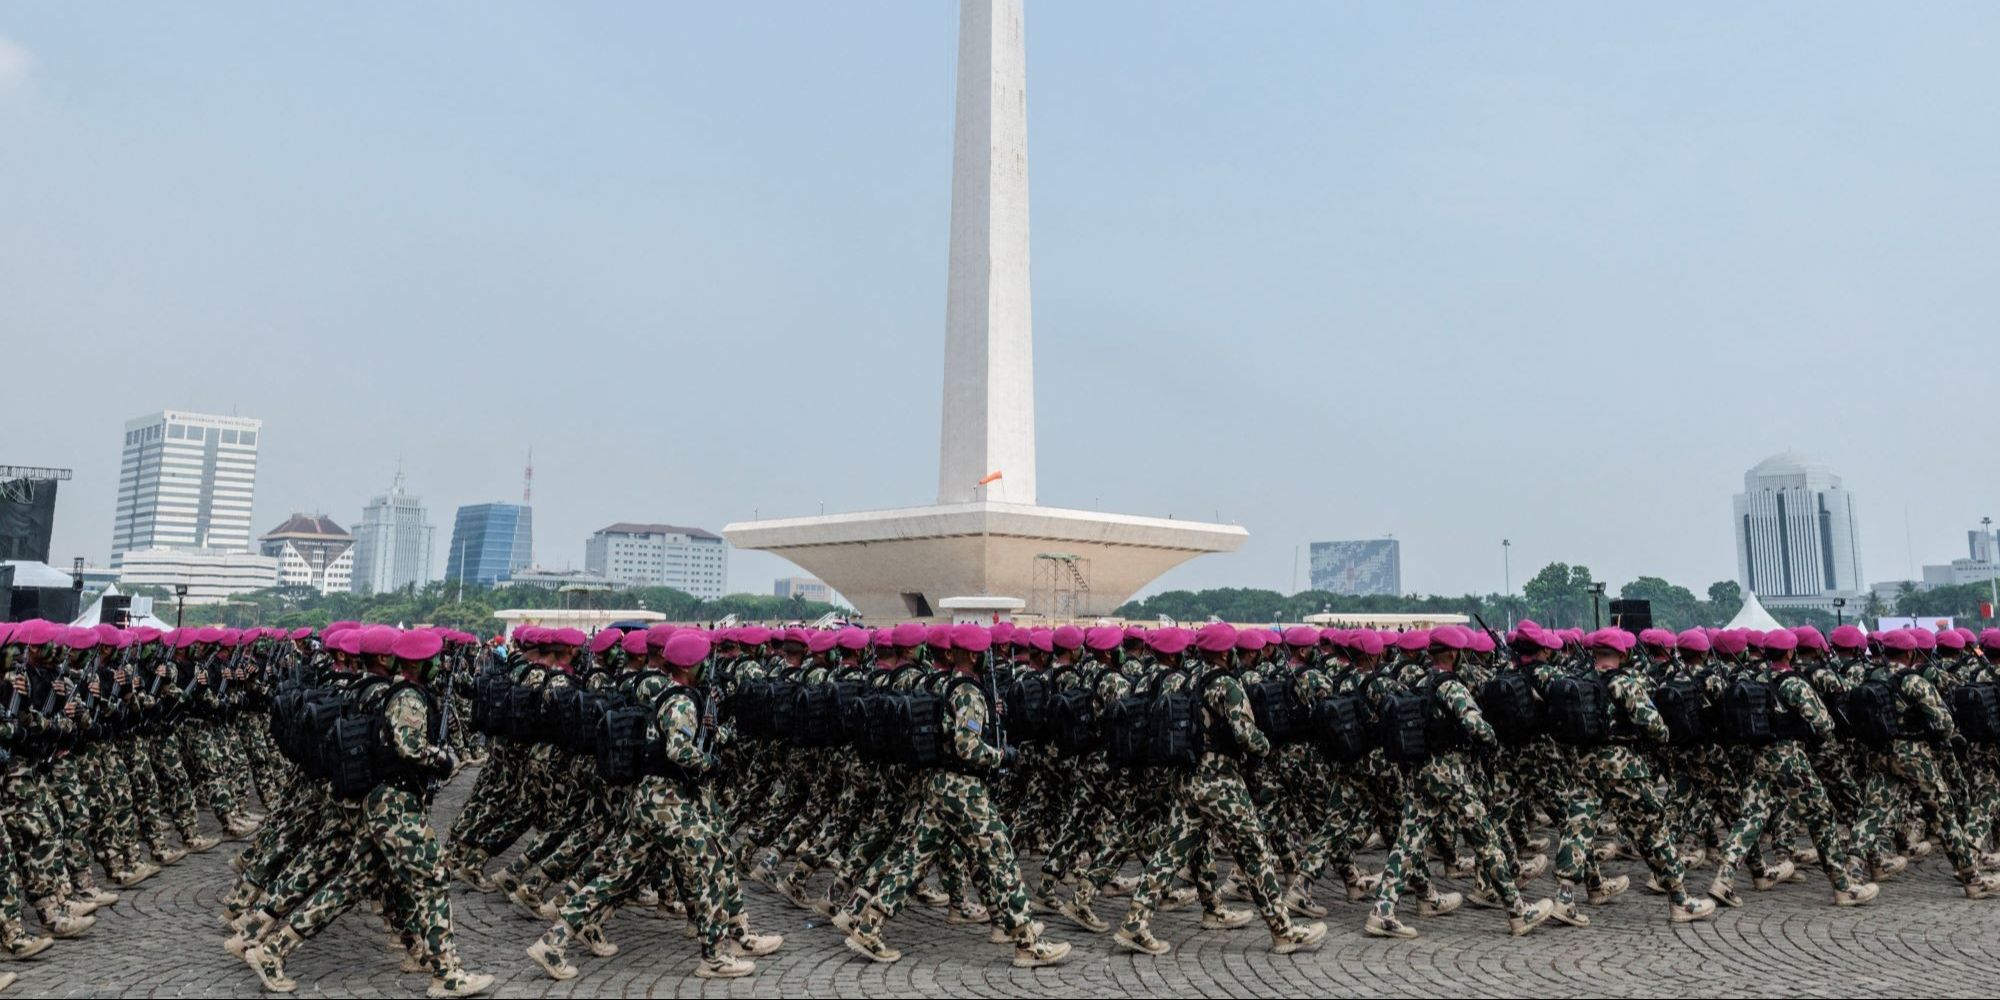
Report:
20,768,2000,997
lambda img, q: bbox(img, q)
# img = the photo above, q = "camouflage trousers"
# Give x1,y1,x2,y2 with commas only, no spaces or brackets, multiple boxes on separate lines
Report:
48,754,95,892
545,778,732,961
146,731,203,842
1124,755,1290,934
447,742,531,863
1715,742,1853,890
1556,745,1687,904
0,765,66,913
180,725,240,822
1373,751,1521,918
1854,740,1978,873
853,770,1037,943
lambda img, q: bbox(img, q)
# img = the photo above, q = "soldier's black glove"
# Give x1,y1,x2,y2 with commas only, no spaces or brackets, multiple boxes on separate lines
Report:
1000,745,1019,769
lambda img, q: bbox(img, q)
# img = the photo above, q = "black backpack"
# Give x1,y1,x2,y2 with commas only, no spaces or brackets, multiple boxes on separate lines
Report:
1105,670,1201,769
470,666,511,736
594,702,652,785
1005,669,1057,743
1047,668,1102,756
1545,669,1613,747
1718,672,1775,746
1375,673,1445,765
1477,669,1541,745
505,677,545,743
319,681,389,800
1311,692,1367,763
1841,676,1898,747
1245,676,1307,746
1948,677,2000,744
791,680,846,748
1653,677,1707,746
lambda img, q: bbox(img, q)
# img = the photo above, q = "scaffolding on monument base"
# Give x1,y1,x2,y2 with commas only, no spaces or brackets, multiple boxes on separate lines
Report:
1030,552,1091,622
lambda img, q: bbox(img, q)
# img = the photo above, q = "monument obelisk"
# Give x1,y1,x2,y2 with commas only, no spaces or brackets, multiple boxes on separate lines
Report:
939,0,1035,506
726,0,1246,622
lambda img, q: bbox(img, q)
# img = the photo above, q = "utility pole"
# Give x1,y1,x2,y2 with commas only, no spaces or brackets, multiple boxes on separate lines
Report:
1986,516,1996,623
1502,539,1513,629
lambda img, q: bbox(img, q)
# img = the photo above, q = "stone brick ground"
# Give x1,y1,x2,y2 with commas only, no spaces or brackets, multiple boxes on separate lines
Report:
17,768,2000,997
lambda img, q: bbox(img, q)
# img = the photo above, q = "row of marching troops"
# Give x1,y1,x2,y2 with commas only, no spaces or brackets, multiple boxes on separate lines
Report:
0,618,321,993
436,613,2000,987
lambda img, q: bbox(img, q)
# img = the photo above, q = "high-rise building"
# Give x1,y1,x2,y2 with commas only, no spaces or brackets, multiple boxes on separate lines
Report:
1971,528,1997,564
1732,452,1863,609
112,410,261,565
258,513,354,594
774,576,835,603
585,523,728,599
1309,539,1402,596
349,474,436,595
445,503,533,587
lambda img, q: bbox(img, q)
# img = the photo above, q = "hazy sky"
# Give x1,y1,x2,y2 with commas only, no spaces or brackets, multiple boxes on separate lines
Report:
4,2,1997,600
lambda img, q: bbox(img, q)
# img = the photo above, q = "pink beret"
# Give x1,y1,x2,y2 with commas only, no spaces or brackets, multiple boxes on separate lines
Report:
620,631,650,656
1710,630,1749,656
991,622,1016,643
950,623,991,653
806,630,838,655
736,626,772,646
1587,628,1634,653
131,626,163,643
1235,629,1269,652
1394,629,1432,652
1981,628,2000,652
1937,628,1968,651
880,623,919,648
551,628,588,648
1024,629,1055,653
1675,628,1711,653
1638,628,1676,648
392,630,444,662
924,624,954,650
1281,626,1318,648
1348,631,1386,657
1147,628,1192,655
663,632,711,668
590,628,624,654
59,627,99,650
1828,624,1868,650
1123,626,1146,640
1195,623,1239,653
358,626,400,656
1762,628,1799,652
1051,625,1084,651
1083,626,1123,651
1430,626,1470,651
1467,630,1496,653
1880,629,1919,652
1792,626,1828,652
833,628,868,652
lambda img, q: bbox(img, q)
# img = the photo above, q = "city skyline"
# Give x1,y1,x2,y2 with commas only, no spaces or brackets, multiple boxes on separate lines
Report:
7,3,1998,599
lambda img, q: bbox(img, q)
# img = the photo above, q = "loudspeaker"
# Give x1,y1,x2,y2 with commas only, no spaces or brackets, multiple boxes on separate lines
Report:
10,587,77,624
101,594,132,626
1609,599,1653,632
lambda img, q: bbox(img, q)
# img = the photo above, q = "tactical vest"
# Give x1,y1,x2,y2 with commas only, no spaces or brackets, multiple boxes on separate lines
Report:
1245,672,1308,747
1947,668,2000,744
1476,667,1541,746
1047,666,1103,757
1545,668,1614,748
1652,674,1708,747
1718,668,1775,746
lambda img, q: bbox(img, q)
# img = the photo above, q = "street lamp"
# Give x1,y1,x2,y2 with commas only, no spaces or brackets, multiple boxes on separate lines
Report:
1502,539,1514,630
1833,597,1847,628
1590,582,1607,630
173,583,189,627
1985,516,1996,623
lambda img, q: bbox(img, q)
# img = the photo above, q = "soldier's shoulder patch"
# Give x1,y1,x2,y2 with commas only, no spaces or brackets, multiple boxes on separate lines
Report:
965,718,982,734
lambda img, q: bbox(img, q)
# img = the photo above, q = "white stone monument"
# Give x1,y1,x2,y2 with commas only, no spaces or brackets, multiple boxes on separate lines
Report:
725,0,1245,621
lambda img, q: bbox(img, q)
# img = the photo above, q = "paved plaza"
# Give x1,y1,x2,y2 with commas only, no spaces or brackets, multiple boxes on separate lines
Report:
20,769,2000,998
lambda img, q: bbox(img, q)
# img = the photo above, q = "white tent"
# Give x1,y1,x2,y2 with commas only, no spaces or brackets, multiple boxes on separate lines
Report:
70,584,172,630
1724,590,1784,632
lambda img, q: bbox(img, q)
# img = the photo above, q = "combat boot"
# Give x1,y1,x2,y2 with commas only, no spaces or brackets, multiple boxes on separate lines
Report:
4,932,52,959
1344,869,1382,903
1012,938,1072,968
721,930,783,957
1791,847,1820,867
911,884,950,907
1707,873,1743,908
842,924,901,964
1833,882,1879,907
525,938,578,981
1270,920,1328,954
1960,871,2000,899
1100,874,1140,898
578,924,618,958
1112,922,1171,956
1418,891,1463,918
1055,897,1109,933
186,834,221,854
450,853,495,892
1200,906,1254,930
1670,897,1718,922
153,843,189,866
1362,911,1418,939
946,902,990,926
1753,860,1801,890
1445,855,1477,879
1464,886,1504,909
1548,898,1590,927
695,954,756,979
1588,875,1630,905
244,928,300,993
1509,899,1554,937
776,876,816,912
1517,854,1549,884
1283,880,1328,919
1158,886,1199,911
1216,871,1249,901
507,881,545,920
1871,855,1909,880
426,970,495,998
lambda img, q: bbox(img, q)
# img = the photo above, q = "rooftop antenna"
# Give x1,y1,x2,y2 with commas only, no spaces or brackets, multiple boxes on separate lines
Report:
523,448,534,506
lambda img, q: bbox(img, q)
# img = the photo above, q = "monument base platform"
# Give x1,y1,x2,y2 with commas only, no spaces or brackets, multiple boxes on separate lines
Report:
723,500,1245,623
